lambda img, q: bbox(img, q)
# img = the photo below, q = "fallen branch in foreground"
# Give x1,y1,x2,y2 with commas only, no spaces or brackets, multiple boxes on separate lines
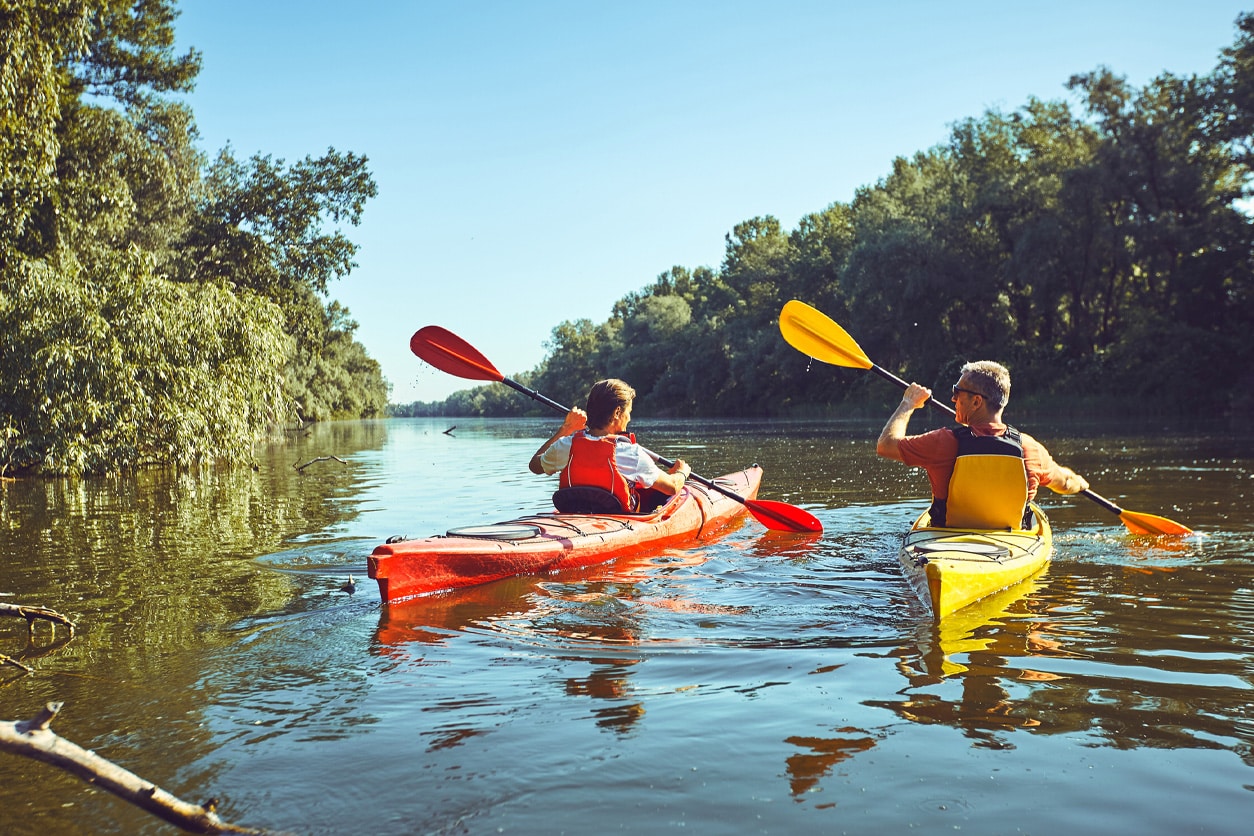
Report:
0,702,272,835
0,602,75,638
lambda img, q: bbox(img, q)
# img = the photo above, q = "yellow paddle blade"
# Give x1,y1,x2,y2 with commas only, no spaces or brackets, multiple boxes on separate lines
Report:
1120,510,1194,536
778,300,873,369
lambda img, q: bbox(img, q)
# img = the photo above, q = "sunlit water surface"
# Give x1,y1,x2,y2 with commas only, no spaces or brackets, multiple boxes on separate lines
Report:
1,417,1251,835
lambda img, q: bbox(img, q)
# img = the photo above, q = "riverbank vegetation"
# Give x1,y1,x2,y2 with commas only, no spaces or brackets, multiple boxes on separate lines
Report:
1,1,387,475
397,14,1254,422
6,6,1253,475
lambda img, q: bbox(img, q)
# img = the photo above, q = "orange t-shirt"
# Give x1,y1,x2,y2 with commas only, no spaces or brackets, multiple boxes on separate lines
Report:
896,423,1064,501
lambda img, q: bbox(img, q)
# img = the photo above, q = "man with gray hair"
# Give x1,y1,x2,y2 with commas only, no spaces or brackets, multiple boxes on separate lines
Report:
876,361,1088,529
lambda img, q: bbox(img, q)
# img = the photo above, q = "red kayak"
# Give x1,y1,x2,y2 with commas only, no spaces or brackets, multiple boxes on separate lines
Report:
368,466,763,603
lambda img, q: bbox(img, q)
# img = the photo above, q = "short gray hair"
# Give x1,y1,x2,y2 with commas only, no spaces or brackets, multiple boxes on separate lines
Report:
960,361,1010,407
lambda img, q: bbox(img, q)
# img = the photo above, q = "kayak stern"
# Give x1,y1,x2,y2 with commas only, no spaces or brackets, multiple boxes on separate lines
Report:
898,503,1053,620
370,466,763,603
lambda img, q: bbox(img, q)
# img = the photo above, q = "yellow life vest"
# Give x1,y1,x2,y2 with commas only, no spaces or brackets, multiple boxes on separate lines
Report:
938,426,1028,530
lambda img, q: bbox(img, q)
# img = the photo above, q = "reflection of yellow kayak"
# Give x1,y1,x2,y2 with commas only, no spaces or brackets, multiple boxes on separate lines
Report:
898,503,1052,620
913,573,1050,677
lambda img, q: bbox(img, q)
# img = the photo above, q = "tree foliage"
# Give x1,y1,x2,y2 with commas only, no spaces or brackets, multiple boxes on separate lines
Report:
0,0,386,474
404,13,1254,420
0,249,289,475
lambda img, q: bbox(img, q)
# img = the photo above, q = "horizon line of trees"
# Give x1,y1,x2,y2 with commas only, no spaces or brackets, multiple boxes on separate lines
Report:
1,0,389,476
396,13,1254,423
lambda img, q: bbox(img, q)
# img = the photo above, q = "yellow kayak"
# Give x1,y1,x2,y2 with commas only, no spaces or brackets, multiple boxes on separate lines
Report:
898,503,1052,619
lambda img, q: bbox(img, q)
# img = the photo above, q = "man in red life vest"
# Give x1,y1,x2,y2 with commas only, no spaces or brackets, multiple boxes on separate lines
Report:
529,379,690,512
876,361,1089,529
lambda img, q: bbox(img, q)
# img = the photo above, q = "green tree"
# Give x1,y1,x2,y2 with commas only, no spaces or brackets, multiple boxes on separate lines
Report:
720,216,793,319
1210,12,1254,169
0,249,289,476
616,293,692,406
0,0,385,473
1068,65,1253,404
841,152,964,386
286,302,389,421
69,0,201,106
179,147,377,341
0,1,89,256
531,318,621,411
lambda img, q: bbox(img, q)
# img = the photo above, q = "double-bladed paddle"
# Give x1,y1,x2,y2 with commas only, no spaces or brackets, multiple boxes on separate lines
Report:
410,325,823,533
778,300,1193,536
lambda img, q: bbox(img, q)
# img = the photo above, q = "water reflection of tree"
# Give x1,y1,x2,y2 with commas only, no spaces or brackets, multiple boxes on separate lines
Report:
1024,562,1254,764
0,420,388,830
866,577,1058,748
375,576,651,738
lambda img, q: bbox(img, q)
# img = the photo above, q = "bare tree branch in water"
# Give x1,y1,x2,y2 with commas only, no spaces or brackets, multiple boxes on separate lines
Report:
293,455,347,471
0,703,275,835
0,602,75,639
0,653,34,674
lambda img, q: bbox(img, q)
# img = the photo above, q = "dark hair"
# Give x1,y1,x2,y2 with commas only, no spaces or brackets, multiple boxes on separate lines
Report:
585,379,635,428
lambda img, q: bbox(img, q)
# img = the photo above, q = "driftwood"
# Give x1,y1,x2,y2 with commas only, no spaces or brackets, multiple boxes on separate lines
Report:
293,455,347,472
0,702,271,834
1,602,75,639
1,602,75,677
1,653,34,674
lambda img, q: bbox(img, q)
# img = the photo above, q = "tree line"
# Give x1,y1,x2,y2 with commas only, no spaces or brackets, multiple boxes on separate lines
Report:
397,14,1254,423
1,1,388,476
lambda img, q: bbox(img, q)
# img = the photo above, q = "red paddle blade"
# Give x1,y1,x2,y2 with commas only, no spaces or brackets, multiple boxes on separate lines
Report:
410,326,505,382
746,499,823,533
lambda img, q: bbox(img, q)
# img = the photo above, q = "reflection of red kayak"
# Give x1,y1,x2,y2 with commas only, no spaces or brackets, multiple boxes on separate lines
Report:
369,466,762,603
373,575,546,647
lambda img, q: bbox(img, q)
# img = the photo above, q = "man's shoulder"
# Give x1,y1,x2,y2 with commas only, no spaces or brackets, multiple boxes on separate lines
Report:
967,422,1007,436
906,426,958,443
900,427,958,460
1016,431,1051,456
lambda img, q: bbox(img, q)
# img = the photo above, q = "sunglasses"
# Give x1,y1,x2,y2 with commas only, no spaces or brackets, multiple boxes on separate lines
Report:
951,384,985,399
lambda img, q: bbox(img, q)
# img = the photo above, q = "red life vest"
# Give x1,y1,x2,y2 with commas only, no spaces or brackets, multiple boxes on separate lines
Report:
559,431,637,512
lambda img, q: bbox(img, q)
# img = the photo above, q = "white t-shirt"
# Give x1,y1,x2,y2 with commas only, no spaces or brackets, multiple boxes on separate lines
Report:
538,433,663,488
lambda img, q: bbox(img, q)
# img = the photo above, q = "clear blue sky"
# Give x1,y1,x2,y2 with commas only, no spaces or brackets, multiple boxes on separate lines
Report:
173,1,1249,403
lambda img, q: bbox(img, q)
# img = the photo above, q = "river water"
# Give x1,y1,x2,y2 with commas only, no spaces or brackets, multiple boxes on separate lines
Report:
1,416,1250,835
